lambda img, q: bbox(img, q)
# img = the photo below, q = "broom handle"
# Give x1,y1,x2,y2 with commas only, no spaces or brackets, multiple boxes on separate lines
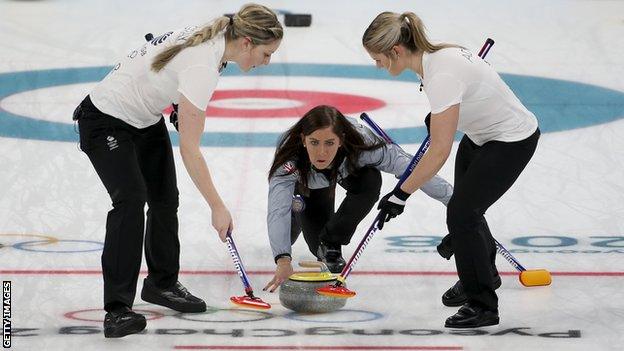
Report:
337,135,430,282
225,231,255,296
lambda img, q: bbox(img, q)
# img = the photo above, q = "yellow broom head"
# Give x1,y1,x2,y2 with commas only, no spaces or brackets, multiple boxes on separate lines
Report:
519,269,552,287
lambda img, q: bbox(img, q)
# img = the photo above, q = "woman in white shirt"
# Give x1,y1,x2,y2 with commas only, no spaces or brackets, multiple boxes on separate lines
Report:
73,3,282,338
362,11,539,328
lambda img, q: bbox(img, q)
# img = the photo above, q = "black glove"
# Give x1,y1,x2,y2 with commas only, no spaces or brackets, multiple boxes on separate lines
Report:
377,187,410,229
436,233,454,260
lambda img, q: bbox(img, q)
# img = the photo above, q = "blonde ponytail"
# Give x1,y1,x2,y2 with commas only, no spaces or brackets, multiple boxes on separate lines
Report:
363,11,458,56
151,17,229,72
151,3,283,73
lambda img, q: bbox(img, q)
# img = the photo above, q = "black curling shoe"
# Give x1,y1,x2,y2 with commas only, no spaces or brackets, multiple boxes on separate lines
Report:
103,306,146,338
442,275,502,307
317,243,346,274
445,303,499,328
141,279,207,313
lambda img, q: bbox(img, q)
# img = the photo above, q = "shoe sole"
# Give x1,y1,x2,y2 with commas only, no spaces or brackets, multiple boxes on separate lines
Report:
141,289,206,313
442,278,503,307
104,318,147,338
444,317,500,329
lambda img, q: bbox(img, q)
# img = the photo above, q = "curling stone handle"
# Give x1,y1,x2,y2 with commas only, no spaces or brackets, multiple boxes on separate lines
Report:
298,261,330,272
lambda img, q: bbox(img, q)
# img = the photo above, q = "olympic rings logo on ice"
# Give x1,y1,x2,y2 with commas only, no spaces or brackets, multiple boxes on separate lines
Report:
65,305,166,322
175,307,274,323
283,309,384,323
0,233,104,253
63,305,384,324
0,63,623,147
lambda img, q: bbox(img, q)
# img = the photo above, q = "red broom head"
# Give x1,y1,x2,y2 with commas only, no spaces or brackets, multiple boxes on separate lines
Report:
316,285,356,298
230,295,271,310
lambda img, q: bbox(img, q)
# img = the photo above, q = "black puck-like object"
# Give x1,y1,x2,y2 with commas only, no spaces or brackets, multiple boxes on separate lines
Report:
284,13,312,27
223,12,311,28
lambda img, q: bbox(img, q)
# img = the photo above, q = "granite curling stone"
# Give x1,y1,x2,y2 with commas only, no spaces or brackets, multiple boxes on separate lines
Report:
279,262,347,313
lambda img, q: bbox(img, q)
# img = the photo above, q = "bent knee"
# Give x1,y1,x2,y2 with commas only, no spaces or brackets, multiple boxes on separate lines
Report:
447,200,482,232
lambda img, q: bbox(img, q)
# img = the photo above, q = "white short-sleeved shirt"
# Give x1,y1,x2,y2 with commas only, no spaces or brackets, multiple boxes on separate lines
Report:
89,25,225,129
421,47,538,146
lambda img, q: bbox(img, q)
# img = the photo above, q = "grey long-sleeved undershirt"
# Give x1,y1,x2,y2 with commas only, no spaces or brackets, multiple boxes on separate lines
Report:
267,117,453,259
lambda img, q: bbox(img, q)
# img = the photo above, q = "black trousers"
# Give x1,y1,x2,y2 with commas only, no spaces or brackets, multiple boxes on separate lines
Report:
76,96,180,312
290,167,382,256
447,128,540,311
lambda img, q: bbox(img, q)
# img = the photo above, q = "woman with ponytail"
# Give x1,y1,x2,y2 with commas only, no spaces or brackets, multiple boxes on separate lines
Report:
363,12,540,328
262,105,453,292
73,3,282,338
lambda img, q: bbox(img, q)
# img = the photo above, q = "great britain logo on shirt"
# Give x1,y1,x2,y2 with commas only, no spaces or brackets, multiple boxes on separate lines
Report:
106,136,119,151
282,162,299,177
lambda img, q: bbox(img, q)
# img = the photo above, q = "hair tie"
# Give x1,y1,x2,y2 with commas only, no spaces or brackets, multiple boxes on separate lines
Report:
229,15,234,26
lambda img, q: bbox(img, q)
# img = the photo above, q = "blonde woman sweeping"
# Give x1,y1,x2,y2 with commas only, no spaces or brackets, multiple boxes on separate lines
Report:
363,12,539,328
73,4,282,338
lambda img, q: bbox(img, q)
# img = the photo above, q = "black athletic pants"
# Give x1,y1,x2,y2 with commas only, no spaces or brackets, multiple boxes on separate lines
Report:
76,96,180,312
290,167,382,256
448,128,540,311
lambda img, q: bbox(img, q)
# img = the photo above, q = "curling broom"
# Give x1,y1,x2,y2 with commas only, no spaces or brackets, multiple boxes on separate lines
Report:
225,231,271,309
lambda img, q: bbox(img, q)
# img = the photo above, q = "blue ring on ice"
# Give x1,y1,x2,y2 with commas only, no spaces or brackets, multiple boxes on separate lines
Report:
0,64,623,147
13,239,104,253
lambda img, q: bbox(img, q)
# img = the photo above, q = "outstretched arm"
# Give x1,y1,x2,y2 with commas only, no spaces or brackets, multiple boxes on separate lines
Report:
356,117,453,205
264,165,298,292
177,94,232,242
400,104,459,194
377,104,459,228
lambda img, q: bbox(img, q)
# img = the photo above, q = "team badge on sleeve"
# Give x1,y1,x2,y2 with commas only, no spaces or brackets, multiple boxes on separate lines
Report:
282,161,297,175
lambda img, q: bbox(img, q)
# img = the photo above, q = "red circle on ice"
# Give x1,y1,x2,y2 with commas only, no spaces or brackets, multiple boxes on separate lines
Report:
165,90,386,118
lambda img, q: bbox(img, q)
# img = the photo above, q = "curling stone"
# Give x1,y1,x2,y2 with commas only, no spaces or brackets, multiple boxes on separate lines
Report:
279,261,347,313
